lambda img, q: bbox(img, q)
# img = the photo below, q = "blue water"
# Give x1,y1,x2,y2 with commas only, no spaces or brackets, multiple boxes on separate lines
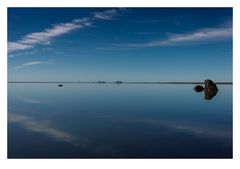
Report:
8,83,232,158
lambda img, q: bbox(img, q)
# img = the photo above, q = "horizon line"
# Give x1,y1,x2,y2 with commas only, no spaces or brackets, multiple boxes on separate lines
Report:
7,81,233,85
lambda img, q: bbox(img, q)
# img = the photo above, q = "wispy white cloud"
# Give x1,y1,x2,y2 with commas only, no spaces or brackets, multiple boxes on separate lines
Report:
8,19,91,53
8,42,33,52
15,59,54,69
8,50,38,58
94,9,119,20
122,24,232,48
8,9,125,54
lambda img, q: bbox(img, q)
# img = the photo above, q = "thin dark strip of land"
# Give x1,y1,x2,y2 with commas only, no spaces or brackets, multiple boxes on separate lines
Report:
8,81,233,85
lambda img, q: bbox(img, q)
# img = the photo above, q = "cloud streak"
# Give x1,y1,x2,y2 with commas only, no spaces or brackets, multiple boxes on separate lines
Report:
8,9,124,53
8,42,33,52
123,24,232,48
94,9,119,20
8,19,92,53
8,50,38,58
15,59,54,69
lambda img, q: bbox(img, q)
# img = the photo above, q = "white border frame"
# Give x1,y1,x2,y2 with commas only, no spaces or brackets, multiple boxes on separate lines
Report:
1,0,239,169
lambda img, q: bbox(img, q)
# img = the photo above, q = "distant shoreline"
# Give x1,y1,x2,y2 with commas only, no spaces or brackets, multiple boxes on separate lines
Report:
7,81,233,85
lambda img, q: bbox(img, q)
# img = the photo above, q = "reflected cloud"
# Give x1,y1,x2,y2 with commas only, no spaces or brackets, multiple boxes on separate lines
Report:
122,118,231,139
15,96,46,104
9,113,90,147
15,95,55,106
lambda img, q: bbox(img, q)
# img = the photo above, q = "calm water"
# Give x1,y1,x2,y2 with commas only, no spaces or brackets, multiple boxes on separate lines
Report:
8,83,232,158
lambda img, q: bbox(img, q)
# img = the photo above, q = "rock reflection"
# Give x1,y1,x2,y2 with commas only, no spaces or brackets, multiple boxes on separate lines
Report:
194,79,218,100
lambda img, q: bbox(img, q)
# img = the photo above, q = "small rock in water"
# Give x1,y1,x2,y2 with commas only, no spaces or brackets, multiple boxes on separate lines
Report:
194,85,204,92
58,84,63,87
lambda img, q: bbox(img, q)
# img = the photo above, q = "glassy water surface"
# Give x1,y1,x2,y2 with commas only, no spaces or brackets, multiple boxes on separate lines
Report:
8,83,232,158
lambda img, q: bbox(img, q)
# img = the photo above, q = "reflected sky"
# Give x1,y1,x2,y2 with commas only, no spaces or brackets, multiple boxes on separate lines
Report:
8,84,232,158
15,95,50,104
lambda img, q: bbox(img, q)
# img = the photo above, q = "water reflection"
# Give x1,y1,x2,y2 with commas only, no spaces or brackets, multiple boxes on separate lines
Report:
204,87,218,100
193,86,218,100
8,84,232,158
15,95,46,104
9,113,90,147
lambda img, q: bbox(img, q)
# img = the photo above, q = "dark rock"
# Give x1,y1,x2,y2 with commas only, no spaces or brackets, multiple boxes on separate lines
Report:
58,84,63,87
204,79,218,91
194,85,204,92
204,79,218,100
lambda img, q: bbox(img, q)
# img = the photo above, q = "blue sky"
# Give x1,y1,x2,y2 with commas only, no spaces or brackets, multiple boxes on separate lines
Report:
8,8,232,82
